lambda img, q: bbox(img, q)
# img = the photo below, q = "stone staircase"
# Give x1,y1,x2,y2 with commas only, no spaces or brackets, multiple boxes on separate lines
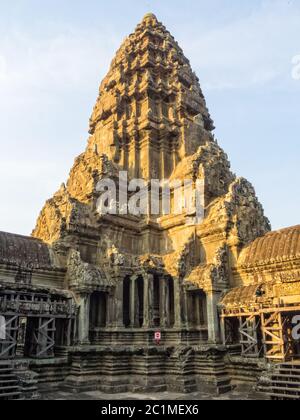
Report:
0,362,21,400
262,362,300,400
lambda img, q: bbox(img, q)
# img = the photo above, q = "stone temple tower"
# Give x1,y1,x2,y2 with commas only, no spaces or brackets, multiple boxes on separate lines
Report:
2,14,300,399
89,12,214,182
29,14,270,392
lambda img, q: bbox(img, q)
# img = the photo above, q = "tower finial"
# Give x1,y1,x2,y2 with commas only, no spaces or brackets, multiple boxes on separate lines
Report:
142,13,158,22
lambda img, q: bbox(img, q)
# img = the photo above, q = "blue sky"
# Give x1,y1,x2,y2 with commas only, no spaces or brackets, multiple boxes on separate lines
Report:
0,0,299,235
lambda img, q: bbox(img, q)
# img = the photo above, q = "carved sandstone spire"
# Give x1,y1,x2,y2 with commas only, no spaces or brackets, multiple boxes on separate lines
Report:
88,14,214,180
33,15,270,247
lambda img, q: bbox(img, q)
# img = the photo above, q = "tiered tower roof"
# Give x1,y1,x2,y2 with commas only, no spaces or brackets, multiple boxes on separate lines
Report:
32,14,270,249
88,13,214,180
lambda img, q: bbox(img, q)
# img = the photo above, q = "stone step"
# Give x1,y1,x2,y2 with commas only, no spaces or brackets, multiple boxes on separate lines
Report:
0,385,20,392
269,394,299,400
261,361,300,400
32,367,69,384
272,374,300,382
278,368,300,376
0,366,14,372
0,373,16,379
271,380,300,388
0,362,21,400
268,385,300,395
269,392,300,400
0,379,19,385
280,363,300,369
0,391,21,400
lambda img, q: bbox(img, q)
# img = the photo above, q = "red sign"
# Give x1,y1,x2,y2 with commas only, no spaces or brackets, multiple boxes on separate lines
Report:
154,331,161,342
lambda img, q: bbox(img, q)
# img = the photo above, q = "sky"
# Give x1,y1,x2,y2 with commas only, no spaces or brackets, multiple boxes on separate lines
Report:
0,0,299,235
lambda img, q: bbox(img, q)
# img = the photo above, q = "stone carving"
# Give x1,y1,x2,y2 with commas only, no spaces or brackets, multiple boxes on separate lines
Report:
177,234,201,278
106,245,126,267
138,254,164,271
171,140,235,200
184,245,229,291
203,177,271,246
67,249,110,292
209,245,229,287
1,13,299,398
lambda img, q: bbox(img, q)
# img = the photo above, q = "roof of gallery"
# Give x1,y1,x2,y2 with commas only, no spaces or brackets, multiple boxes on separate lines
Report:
238,225,300,268
0,231,52,269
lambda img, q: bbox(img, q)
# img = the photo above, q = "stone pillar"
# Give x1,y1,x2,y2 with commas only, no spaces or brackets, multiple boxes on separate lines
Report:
143,274,149,328
114,280,124,328
143,273,154,328
195,294,201,327
135,279,140,327
78,293,91,345
165,278,170,327
159,277,167,328
160,143,165,180
171,145,177,172
106,292,114,327
206,290,221,344
130,276,137,328
173,277,181,328
220,316,226,345
183,290,189,328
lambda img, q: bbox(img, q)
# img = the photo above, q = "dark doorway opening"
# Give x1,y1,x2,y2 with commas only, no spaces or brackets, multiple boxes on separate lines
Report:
89,292,107,329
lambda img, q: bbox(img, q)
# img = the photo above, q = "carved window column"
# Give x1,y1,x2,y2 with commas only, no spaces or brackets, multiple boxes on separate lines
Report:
106,292,114,327
173,277,181,329
195,294,201,327
171,143,177,173
143,273,154,328
130,275,138,328
165,278,170,327
135,279,141,327
220,316,226,346
160,142,165,180
78,293,91,345
183,290,189,329
159,277,166,328
114,280,124,328
206,290,221,343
